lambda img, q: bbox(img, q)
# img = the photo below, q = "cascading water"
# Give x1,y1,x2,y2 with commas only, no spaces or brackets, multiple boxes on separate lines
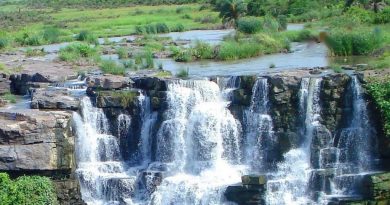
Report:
243,78,276,171
73,74,380,205
151,80,244,204
73,97,136,205
266,77,322,205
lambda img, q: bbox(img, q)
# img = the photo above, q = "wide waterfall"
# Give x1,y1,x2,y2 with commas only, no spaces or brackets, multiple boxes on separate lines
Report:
73,75,380,205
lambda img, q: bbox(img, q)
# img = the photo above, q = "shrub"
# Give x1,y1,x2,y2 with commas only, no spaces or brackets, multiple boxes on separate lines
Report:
100,60,126,75
173,49,193,62
171,23,185,32
15,33,43,46
25,48,46,57
325,29,383,56
0,173,58,205
262,15,280,33
116,47,128,59
374,7,390,24
59,43,98,63
237,17,262,34
0,36,9,49
135,25,145,35
43,27,60,43
155,23,170,33
176,68,189,79
76,30,98,44
345,6,374,24
191,41,214,59
277,15,287,31
144,24,157,34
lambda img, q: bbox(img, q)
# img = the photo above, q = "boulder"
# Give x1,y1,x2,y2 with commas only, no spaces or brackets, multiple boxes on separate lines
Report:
30,88,80,110
10,73,56,95
0,76,10,95
224,184,266,205
86,75,132,90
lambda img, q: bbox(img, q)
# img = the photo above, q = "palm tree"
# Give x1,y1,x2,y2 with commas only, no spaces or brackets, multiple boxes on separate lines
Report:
215,0,247,27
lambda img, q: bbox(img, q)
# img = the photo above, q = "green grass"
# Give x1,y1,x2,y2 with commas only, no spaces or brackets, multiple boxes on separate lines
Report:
2,92,17,103
176,68,189,78
100,60,126,75
366,77,390,137
59,42,99,64
0,4,219,47
116,47,128,59
0,63,10,74
0,173,58,205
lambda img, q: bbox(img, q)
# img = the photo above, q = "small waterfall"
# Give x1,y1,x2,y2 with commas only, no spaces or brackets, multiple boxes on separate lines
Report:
266,78,322,205
74,97,136,205
243,78,276,171
138,93,158,164
324,75,379,198
151,79,245,204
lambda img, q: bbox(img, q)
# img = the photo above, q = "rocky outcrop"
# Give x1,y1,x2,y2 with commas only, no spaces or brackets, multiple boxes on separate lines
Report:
0,74,10,95
10,73,57,95
0,109,84,204
31,88,80,110
0,110,74,173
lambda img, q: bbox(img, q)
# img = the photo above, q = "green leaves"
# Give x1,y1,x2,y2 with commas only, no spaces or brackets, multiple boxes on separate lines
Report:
0,173,58,205
367,78,390,136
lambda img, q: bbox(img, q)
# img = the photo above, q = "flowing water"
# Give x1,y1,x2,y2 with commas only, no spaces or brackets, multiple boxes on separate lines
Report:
73,75,379,205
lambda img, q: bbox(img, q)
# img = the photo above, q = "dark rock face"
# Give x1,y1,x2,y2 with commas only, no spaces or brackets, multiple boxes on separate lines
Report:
225,175,267,205
0,74,10,95
31,88,80,110
86,75,132,90
10,73,55,95
54,179,86,205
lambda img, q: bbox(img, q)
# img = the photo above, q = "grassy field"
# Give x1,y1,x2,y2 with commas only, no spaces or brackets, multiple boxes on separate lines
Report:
0,3,220,46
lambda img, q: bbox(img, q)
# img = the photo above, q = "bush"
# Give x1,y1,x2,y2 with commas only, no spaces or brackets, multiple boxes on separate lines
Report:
277,15,287,31
173,49,193,62
237,17,262,34
176,68,189,79
133,51,155,69
15,33,43,46
0,38,8,49
59,43,98,63
374,7,390,24
171,23,185,32
100,60,126,75
262,15,280,33
25,48,46,57
191,41,214,59
76,30,98,44
366,77,390,136
43,27,60,43
155,23,170,33
116,47,128,59
135,25,145,35
325,29,383,56
0,173,58,205
345,6,374,24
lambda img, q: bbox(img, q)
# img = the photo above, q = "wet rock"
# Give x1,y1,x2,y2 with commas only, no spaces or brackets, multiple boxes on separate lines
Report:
310,125,332,169
0,76,10,95
140,171,163,194
10,73,57,95
0,110,75,172
131,77,168,91
54,179,86,205
224,184,266,205
31,88,80,110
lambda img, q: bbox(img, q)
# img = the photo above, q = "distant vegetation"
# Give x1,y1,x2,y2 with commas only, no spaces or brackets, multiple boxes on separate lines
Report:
0,173,58,205
59,43,99,64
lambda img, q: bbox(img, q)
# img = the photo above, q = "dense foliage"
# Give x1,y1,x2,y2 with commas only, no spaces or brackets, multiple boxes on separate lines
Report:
0,173,58,205
237,17,262,34
366,77,390,136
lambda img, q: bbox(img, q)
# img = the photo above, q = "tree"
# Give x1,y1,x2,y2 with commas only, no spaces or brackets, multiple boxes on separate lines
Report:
215,0,247,26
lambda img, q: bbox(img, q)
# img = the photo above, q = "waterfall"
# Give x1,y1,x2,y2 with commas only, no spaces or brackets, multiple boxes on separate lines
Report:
151,79,245,204
73,97,136,205
266,78,322,205
243,78,276,171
